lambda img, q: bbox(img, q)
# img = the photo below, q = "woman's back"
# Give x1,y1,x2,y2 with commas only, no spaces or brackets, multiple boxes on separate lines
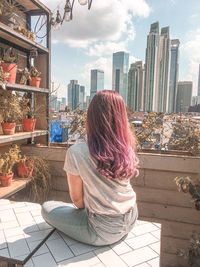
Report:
64,141,136,215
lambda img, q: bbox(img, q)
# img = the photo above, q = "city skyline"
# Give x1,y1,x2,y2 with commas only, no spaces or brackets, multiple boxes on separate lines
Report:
40,0,200,99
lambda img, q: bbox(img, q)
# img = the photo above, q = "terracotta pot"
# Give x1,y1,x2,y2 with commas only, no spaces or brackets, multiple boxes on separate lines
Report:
0,173,13,187
30,77,41,88
1,122,16,135
0,63,17,84
17,161,33,178
22,118,36,132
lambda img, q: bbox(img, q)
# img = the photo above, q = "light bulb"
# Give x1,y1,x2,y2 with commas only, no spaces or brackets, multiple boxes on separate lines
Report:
63,11,71,21
78,0,88,6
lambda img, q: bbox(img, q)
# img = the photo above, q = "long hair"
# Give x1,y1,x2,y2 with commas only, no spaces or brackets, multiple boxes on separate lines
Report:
87,90,139,179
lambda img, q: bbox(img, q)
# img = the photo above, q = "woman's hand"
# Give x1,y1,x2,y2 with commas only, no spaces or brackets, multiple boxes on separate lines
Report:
67,173,85,209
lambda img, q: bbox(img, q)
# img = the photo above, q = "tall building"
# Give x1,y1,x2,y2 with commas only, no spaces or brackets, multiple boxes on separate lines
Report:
50,95,57,112
144,22,171,112
168,39,180,113
192,96,200,106
67,80,79,110
90,69,104,100
127,61,144,111
176,81,192,113
79,86,85,110
112,51,129,104
198,64,200,96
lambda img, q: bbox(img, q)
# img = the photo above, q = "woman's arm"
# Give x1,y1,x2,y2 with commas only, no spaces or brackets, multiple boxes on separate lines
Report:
67,173,85,209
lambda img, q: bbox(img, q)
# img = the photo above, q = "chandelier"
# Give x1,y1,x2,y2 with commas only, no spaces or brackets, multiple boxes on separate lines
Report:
51,0,93,27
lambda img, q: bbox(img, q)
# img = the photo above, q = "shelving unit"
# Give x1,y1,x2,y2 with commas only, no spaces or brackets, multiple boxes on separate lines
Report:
0,0,51,146
0,0,51,195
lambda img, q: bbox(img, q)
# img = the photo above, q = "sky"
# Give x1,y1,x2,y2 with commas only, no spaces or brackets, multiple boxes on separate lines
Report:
39,0,200,100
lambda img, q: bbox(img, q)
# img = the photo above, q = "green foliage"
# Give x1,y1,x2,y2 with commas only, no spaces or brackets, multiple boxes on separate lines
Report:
175,176,200,210
178,232,200,267
0,145,20,175
0,91,23,123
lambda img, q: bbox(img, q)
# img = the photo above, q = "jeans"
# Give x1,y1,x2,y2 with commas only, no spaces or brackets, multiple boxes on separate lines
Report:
41,201,138,246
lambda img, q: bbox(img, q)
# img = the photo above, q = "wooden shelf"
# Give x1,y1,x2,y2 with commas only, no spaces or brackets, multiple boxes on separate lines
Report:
0,178,31,199
0,22,49,53
5,83,49,94
0,130,48,144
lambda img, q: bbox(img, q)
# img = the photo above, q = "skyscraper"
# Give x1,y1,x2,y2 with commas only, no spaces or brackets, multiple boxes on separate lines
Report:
157,27,170,112
127,61,144,111
144,22,171,112
79,86,85,110
67,80,79,110
90,69,104,100
198,64,200,96
168,39,180,113
176,81,192,113
112,51,129,104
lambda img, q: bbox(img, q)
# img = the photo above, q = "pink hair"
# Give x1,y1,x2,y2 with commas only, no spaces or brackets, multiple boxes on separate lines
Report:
87,90,139,179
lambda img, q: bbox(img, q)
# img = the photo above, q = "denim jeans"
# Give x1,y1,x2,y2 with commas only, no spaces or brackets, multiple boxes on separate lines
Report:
41,201,138,246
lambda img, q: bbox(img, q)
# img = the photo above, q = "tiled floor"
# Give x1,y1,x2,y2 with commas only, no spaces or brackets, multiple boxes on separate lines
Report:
0,200,161,267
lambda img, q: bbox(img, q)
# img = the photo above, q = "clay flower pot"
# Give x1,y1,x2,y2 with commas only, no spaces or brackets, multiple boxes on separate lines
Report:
1,122,16,135
0,63,17,84
0,173,13,187
29,77,41,88
17,161,33,178
22,118,36,132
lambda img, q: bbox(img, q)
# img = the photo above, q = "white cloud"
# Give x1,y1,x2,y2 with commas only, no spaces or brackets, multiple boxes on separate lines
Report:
87,41,128,57
80,57,112,95
40,0,151,50
181,29,200,95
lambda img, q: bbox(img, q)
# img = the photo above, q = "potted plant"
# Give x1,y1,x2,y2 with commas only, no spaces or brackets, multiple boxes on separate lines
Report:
0,47,18,84
0,91,23,135
20,93,36,132
16,155,34,178
0,65,10,83
29,66,41,88
0,145,20,187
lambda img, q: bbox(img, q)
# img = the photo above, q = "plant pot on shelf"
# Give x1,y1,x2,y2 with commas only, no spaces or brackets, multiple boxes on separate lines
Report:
17,161,33,178
30,77,41,88
22,118,36,132
1,122,16,135
0,63,17,84
0,173,13,187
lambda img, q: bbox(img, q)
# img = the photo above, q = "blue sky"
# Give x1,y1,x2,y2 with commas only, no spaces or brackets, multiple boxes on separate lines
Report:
40,0,200,99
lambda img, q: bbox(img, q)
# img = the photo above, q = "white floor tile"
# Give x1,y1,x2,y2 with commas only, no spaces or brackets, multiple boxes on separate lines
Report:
7,234,30,258
125,233,158,250
32,252,57,267
150,230,161,240
0,220,19,230
15,212,35,226
69,242,98,256
58,231,78,246
4,227,24,238
94,247,127,267
147,257,160,267
0,248,10,257
149,242,160,255
120,246,158,266
25,229,52,243
0,210,16,222
28,241,49,257
46,237,74,262
59,252,101,267
131,223,159,236
110,241,132,255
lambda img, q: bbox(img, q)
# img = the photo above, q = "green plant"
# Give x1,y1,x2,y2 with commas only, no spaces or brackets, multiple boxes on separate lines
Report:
175,176,200,210
0,91,23,123
0,47,18,63
0,145,20,175
30,66,41,78
178,232,200,267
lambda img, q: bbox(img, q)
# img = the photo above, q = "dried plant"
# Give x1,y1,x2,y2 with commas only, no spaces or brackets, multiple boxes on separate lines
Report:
178,232,200,267
0,65,10,82
0,47,18,63
175,176,200,210
30,66,41,78
0,91,23,123
28,156,51,204
0,145,20,175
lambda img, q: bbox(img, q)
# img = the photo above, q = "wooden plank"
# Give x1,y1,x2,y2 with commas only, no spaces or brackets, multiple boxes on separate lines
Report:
48,190,71,203
162,221,200,240
0,130,48,144
0,22,49,53
51,176,69,192
0,178,30,198
21,146,67,161
161,252,187,267
137,201,200,225
138,153,200,173
161,236,189,255
134,186,193,208
6,83,49,94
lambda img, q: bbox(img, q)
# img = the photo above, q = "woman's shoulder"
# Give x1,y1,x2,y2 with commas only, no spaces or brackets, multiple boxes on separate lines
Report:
68,141,88,154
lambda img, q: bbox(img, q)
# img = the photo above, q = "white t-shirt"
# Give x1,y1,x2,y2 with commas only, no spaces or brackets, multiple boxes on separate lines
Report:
63,142,136,215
